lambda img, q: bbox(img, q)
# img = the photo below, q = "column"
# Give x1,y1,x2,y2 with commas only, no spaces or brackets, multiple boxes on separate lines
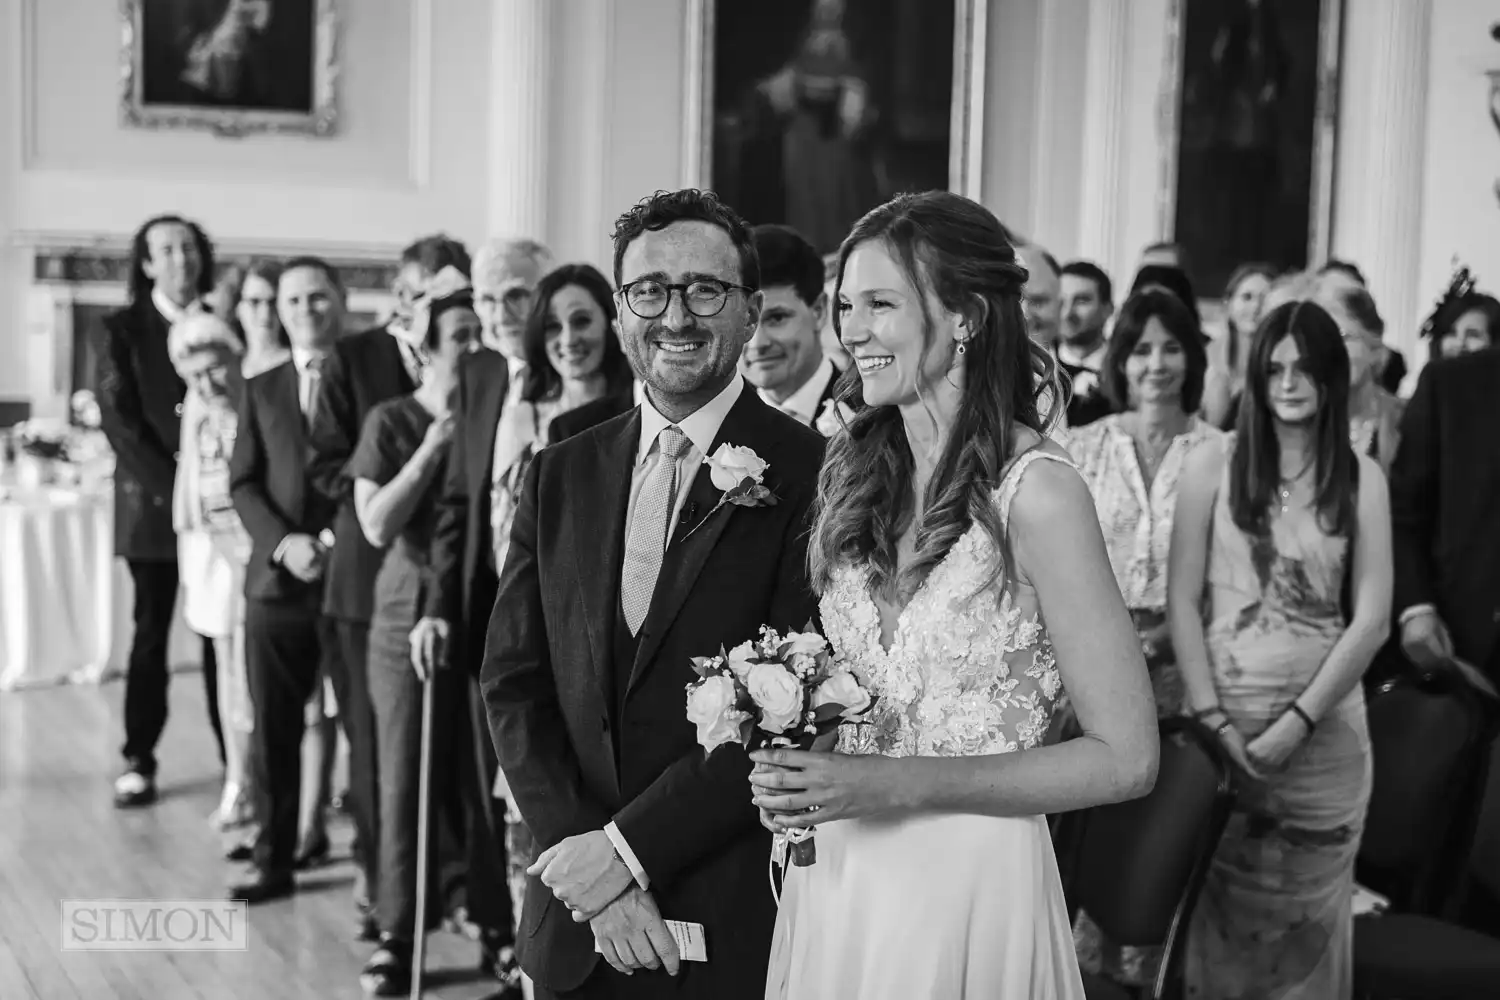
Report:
486,0,553,242
1330,0,1431,371
1074,0,1131,276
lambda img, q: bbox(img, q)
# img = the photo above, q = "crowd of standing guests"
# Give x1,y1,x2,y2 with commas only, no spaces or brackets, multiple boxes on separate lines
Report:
89,200,1500,999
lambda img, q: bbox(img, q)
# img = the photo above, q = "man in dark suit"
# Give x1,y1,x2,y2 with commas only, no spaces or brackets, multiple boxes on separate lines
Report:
229,257,343,903
739,224,842,435
306,234,469,935
478,189,824,999
94,213,215,808
1390,348,1500,686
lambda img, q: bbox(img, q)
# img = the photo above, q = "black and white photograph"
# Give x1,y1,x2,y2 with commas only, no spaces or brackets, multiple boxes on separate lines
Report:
3,1,1500,998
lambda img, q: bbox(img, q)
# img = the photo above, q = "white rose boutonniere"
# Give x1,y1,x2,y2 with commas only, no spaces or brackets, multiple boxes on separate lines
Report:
814,399,856,438
1071,369,1100,399
681,443,778,542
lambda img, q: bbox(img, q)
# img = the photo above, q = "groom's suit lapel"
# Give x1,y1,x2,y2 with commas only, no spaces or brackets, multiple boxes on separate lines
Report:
627,388,774,697
573,410,640,709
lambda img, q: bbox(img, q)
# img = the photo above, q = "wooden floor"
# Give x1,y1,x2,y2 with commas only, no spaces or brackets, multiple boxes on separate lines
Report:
0,670,505,1000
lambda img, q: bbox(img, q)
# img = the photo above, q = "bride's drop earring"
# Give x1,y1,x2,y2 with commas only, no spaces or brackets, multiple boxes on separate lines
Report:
956,341,967,356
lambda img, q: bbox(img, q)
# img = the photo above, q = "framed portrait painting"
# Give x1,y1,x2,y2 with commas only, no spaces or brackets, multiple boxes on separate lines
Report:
1158,0,1343,298
119,0,339,137
684,0,987,255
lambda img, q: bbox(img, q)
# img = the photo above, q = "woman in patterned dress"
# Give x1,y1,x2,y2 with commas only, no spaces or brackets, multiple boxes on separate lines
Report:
1066,286,1226,988
1168,299,1393,998
751,191,1159,998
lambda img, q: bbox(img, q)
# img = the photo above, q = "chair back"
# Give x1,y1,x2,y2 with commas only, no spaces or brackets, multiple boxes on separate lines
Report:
1059,717,1235,998
1359,673,1496,914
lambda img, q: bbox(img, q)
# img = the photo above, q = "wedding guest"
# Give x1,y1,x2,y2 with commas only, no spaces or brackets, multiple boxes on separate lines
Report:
1018,243,1062,348
1390,346,1500,691
1065,287,1223,989
1429,291,1500,359
740,225,840,430
168,313,256,838
1315,274,1404,472
94,213,215,808
1057,260,1115,428
1316,260,1408,393
228,258,342,903
1202,262,1276,428
472,237,554,363
215,256,335,864
218,259,292,377
409,261,628,973
819,252,850,370
308,234,469,936
350,281,512,997
1169,299,1392,996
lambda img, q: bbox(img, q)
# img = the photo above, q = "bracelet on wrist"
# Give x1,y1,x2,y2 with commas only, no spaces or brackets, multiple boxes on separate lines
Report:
1191,705,1224,721
1289,703,1316,734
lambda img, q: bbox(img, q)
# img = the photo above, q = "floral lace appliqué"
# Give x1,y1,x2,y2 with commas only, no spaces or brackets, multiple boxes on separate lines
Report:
829,453,1071,760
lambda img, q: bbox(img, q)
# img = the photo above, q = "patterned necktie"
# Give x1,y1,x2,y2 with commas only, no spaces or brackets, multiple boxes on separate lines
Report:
620,426,690,635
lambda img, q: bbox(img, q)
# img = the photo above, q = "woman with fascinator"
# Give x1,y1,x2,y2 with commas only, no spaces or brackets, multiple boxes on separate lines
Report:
347,271,514,996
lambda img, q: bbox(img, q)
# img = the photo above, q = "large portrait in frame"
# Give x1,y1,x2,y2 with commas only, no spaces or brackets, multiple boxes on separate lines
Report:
684,0,987,255
119,0,339,137
1157,0,1343,298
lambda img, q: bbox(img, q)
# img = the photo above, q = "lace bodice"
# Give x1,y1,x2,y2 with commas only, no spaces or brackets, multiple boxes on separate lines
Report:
824,451,1072,759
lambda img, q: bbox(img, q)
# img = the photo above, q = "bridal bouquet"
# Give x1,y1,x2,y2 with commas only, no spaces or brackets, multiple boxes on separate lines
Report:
684,623,875,867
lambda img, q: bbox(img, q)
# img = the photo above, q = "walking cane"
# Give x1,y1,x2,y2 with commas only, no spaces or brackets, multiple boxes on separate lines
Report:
410,669,436,1000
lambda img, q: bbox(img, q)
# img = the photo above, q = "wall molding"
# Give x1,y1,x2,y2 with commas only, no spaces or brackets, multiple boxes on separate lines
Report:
12,228,403,262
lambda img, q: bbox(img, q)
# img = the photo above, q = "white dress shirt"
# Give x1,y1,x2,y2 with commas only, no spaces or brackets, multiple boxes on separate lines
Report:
152,287,197,327
290,345,328,415
759,355,833,427
605,375,745,888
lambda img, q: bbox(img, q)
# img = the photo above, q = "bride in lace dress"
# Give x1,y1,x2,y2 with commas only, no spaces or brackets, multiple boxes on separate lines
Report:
751,192,1160,999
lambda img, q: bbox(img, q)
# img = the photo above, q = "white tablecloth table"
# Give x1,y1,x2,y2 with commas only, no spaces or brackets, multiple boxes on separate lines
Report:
0,485,199,692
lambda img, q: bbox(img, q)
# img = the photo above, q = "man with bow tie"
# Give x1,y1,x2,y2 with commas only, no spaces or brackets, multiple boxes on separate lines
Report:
739,225,844,436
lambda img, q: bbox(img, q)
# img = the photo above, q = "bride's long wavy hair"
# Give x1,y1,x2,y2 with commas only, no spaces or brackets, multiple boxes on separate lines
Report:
809,192,1060,603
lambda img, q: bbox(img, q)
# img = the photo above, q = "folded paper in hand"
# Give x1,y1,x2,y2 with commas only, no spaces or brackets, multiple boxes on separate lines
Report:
594,920,707,962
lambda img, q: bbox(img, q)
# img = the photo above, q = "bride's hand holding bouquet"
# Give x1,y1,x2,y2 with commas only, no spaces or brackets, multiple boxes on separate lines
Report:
683,624,875,868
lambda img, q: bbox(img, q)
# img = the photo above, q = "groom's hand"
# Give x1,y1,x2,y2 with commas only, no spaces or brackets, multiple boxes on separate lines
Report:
589,887,681,977
529,830,634,921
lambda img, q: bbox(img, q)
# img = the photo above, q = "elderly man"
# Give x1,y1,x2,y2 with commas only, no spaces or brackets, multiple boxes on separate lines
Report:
405,236,552,996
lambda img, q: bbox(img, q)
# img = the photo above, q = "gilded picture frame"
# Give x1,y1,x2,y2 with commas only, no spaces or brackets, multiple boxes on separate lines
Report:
684,0,987,255
1157,0,1343,296
119,0,339,138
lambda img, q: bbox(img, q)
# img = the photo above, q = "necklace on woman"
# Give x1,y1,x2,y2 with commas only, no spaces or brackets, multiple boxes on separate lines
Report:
1278,456,1314,515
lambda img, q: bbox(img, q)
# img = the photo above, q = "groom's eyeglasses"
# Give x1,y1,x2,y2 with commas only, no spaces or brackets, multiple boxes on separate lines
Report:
620,278,753,320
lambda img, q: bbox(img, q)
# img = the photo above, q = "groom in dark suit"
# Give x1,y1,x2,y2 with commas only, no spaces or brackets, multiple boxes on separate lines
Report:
479,189,824,999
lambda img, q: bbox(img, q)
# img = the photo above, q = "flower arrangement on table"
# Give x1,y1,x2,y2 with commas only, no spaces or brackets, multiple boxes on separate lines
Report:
684,624,875,870
12,417,72,462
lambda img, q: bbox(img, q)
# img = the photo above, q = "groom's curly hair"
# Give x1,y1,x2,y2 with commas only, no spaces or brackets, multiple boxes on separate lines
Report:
809,191,1056,605
610,189,760,291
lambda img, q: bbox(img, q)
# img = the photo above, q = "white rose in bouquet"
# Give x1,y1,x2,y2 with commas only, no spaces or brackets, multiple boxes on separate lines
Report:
726,640,758,681
685,674,749,754
746,662,804,734
813,670,872,718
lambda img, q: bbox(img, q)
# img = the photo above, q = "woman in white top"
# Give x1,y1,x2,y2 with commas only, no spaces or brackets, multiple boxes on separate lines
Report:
167,313,255,832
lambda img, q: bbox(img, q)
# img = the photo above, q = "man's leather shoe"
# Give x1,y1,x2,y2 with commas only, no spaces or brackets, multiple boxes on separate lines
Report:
113,770,157,808
227,869,294,904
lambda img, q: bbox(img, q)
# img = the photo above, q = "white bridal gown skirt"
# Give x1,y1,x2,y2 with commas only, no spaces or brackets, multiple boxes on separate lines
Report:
766,812,1086,1000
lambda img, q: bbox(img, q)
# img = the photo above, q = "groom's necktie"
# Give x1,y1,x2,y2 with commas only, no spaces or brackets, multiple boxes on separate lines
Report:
620,425,690,635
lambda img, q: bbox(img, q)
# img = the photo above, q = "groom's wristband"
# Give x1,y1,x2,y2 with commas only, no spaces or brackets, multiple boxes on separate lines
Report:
604,821,651,891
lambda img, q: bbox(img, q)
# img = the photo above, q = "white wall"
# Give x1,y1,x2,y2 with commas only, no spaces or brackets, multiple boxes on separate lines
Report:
1417,0,1500,366
2,0,491,406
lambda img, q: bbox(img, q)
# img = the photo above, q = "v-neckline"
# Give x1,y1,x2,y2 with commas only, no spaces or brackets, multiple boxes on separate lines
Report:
862,525,973,655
